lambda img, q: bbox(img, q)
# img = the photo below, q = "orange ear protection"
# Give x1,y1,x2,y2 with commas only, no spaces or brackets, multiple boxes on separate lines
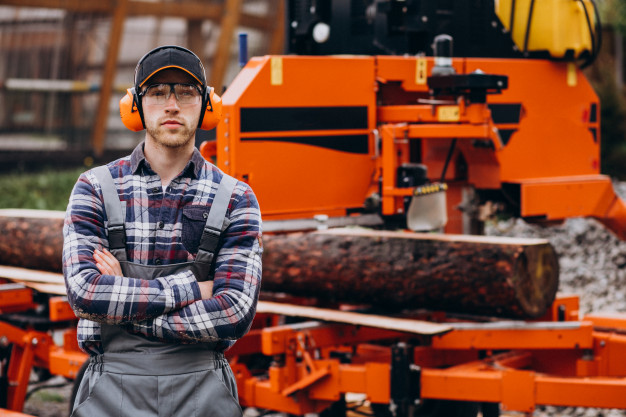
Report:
119,86,222,131
119,45,222,132
198,86,223,131
119,88,144,132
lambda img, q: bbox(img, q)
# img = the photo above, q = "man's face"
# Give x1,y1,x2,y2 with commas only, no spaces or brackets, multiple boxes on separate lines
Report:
141,68,202,149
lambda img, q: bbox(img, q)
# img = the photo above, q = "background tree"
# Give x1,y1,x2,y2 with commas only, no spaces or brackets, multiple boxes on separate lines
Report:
588,0,626,179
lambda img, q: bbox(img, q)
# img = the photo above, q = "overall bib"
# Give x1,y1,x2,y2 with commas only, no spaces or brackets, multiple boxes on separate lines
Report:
71,166,243,417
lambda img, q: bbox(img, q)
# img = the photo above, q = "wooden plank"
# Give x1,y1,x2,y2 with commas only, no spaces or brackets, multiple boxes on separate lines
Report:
187,19,205,61
210,0,243,89
127,0,222,20
0,265,65,285
256,301,452,336
0,209,65,219
0,0,111,13
0,0,275,31
20,282,66,296
268,0,285,54
91,0,128,157
0,266,66,295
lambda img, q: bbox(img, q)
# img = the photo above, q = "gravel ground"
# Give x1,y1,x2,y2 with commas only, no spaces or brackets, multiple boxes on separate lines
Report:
485,181,626,317
19,182,626,416
485,181,626,417
22,375,74,417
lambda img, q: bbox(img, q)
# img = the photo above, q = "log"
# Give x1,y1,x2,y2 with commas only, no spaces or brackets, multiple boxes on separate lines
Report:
261,229,559,318
0,210,560,318
0,210,65,272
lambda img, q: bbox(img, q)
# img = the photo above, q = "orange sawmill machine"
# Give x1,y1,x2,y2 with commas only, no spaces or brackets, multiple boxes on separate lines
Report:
3,0,626,416
198,0,626,415
201,0,626,239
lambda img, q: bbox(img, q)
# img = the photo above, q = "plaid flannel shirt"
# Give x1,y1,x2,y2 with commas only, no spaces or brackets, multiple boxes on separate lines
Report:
62,143,262,355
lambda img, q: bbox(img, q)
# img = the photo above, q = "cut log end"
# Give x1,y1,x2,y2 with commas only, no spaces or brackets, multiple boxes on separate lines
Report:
512,244,560,318
262,229,560,319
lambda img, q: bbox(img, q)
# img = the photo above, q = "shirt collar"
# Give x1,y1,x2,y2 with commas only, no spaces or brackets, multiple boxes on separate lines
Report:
130,141,205,179
188,147,206,178
130,142,146,174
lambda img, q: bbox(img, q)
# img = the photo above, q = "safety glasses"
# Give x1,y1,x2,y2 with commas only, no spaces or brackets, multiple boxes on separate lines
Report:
141,83,202,105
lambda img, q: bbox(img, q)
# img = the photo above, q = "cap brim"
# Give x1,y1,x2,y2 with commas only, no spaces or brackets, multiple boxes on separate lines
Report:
139,65,203,87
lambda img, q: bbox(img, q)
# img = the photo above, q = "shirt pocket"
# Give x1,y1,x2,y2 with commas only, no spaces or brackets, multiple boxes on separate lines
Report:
182,205,210,254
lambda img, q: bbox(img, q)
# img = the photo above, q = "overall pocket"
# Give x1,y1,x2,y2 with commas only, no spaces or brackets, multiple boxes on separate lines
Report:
193,369,243,417
71,371,123,417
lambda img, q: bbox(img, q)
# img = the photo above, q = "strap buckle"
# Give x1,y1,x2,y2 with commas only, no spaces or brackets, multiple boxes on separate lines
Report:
198,226,221,253
108,224,126,249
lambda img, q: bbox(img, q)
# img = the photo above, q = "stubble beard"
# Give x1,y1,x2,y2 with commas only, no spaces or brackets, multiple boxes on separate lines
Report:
147,123,196,149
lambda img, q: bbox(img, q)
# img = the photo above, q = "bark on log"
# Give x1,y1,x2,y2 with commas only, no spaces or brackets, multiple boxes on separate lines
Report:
261,229,559,318
0,210,64,272
0,210,560,318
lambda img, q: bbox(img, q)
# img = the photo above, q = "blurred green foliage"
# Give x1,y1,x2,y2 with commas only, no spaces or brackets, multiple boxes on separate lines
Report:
594,67,626,179
31,390,66,403
0,167,84,211
590,0,626,179
600,0,626,34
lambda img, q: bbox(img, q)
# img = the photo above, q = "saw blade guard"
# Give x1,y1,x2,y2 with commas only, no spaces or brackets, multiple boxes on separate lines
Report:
406,183,448,232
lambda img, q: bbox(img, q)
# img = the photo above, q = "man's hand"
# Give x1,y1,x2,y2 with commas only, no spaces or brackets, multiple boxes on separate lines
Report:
94,247,213,298
198,281,213,299
94,248,123,276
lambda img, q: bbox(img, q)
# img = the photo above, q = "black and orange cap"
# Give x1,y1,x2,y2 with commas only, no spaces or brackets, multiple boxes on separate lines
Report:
134,45,207,88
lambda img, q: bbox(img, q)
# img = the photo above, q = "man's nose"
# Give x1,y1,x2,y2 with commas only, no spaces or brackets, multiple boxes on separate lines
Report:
164,91,180,110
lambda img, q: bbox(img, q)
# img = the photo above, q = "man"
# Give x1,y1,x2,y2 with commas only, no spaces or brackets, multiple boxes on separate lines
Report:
62,45,262,417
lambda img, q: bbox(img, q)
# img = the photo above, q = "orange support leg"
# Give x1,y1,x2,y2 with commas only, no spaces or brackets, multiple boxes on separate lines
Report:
5,338,35,411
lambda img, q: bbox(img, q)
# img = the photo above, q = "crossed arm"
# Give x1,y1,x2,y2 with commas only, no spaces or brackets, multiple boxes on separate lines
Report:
93,229,262,344
94,248,214,299
64,170,263,344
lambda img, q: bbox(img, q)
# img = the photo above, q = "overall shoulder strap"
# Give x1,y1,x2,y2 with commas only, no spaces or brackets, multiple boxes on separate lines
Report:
92,165,128,262
193,174,238,281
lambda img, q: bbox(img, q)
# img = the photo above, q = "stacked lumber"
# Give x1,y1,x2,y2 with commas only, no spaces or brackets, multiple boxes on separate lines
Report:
0,210,559,318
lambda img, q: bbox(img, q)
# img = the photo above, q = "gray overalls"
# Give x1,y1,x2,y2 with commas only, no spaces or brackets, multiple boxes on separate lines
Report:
71,166,243,417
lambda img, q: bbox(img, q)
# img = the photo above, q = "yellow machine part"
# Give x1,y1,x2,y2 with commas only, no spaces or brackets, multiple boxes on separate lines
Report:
495,0,597,59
